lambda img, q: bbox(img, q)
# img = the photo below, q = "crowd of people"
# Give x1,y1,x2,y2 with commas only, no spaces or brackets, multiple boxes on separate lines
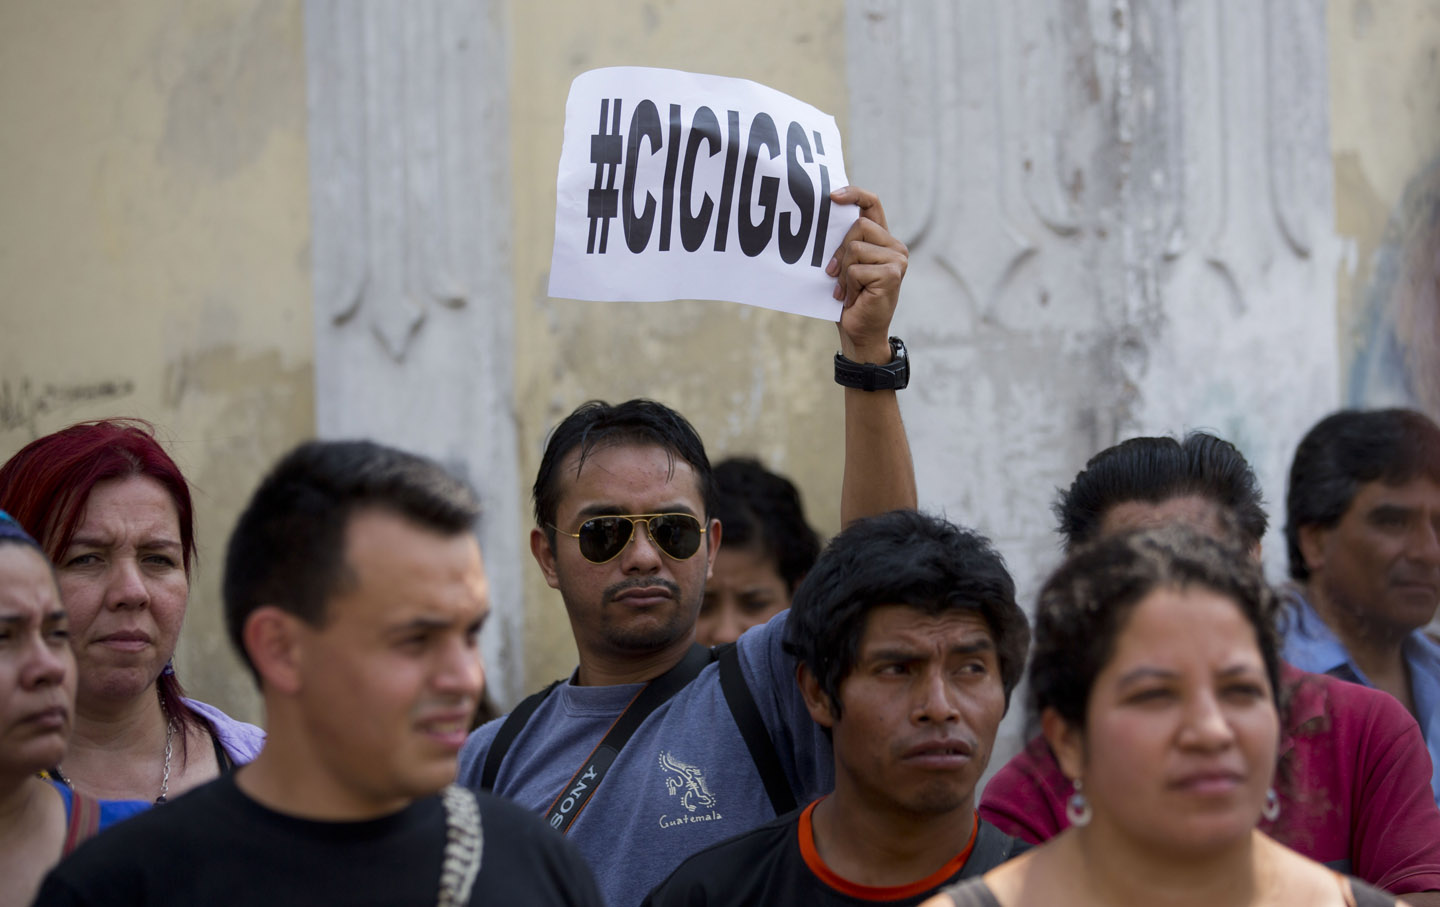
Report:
1,183,1438,906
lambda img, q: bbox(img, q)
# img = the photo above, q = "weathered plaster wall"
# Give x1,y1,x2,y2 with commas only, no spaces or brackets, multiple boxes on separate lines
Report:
0,1,313,723
847,0,1342,769
851,0,1340,588
510,0,851,691
1330,0,1440,419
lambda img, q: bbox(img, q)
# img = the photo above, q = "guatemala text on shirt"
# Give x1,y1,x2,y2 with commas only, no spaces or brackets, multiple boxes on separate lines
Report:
548,66,856,321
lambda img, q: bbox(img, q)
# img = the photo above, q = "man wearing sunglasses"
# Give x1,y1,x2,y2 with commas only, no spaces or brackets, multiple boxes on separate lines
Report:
458,186,917,907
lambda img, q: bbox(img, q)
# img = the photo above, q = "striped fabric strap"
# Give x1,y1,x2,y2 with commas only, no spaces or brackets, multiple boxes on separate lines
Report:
62,789,102,856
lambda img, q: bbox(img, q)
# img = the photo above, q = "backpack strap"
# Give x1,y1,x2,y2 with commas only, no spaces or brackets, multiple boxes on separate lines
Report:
62,788,102,857
1342,875,1399,907
209,723,235,772
942,880,1003,907
716,642,797,816
479,678,564,791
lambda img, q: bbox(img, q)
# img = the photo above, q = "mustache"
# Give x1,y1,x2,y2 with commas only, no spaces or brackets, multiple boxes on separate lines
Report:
1393,566,1440,585
602,576,682,604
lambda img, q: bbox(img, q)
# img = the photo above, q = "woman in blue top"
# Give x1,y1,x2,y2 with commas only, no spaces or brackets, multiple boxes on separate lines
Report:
0,422,263,810
0,513,149,907
0,513,81,904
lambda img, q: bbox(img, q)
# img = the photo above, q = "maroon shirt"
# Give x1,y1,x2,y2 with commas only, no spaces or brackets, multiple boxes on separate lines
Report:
980,664,1440,895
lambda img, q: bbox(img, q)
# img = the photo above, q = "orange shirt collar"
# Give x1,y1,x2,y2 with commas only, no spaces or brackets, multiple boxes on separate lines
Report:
797,798,979,901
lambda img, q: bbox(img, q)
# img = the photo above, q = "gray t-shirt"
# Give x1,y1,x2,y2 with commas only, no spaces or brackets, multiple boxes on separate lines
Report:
456,611,833,907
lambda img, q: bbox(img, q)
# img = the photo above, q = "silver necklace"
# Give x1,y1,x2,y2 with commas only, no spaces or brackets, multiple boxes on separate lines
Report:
49,713,177,805
154,717,177,804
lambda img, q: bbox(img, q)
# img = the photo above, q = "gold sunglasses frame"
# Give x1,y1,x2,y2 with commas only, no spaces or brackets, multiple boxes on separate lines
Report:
547,512,708,565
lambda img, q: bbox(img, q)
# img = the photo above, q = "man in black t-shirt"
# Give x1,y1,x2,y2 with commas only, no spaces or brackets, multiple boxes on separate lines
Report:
643,510,1029,906
36,441,600,906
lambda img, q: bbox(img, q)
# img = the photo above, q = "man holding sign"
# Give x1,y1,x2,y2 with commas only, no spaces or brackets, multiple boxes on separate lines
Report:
460,174,916,907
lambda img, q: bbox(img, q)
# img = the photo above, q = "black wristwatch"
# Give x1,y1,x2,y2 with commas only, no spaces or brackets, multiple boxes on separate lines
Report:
834,336,909,391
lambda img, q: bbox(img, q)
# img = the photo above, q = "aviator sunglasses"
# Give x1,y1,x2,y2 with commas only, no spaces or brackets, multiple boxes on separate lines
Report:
549,513,707,564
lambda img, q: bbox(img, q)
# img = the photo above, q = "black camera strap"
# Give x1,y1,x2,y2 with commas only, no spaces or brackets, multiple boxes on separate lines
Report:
480,640,797,830
540,642,713,834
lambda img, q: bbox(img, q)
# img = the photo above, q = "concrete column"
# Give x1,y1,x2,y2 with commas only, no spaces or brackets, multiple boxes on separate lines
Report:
304,0,524,704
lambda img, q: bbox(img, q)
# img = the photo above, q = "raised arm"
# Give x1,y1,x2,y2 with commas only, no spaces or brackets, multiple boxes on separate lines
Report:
827,186,917,526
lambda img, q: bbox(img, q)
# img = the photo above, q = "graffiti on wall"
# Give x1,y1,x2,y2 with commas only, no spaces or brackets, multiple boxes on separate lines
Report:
0,377,136,436
1348,157,1440,419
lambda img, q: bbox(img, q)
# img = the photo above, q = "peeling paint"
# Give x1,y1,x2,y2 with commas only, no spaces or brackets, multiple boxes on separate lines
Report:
157,2,305,181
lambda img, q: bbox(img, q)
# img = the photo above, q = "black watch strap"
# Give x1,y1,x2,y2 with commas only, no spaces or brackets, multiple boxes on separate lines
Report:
834,336,909,391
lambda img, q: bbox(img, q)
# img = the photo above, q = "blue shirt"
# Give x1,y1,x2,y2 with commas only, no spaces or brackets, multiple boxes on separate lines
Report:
48,780,151,831
457,611,832,907
1281,585,1440,806
42,697,261,836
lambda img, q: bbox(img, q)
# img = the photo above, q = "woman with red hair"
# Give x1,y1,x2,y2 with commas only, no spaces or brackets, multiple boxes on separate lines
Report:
0,420,262,807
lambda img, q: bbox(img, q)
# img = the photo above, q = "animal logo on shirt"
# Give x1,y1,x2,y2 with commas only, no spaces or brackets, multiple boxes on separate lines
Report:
658,751,716,813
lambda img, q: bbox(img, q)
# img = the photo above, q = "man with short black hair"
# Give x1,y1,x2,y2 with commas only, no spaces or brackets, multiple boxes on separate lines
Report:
1282,408,1440,806
980,430,1440,903
1052,431,1268,553
459,187,917,906
37,440,601,906
642,510,1027,906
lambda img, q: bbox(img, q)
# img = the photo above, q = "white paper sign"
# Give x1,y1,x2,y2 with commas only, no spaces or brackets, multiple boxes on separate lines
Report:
548,67,855,321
